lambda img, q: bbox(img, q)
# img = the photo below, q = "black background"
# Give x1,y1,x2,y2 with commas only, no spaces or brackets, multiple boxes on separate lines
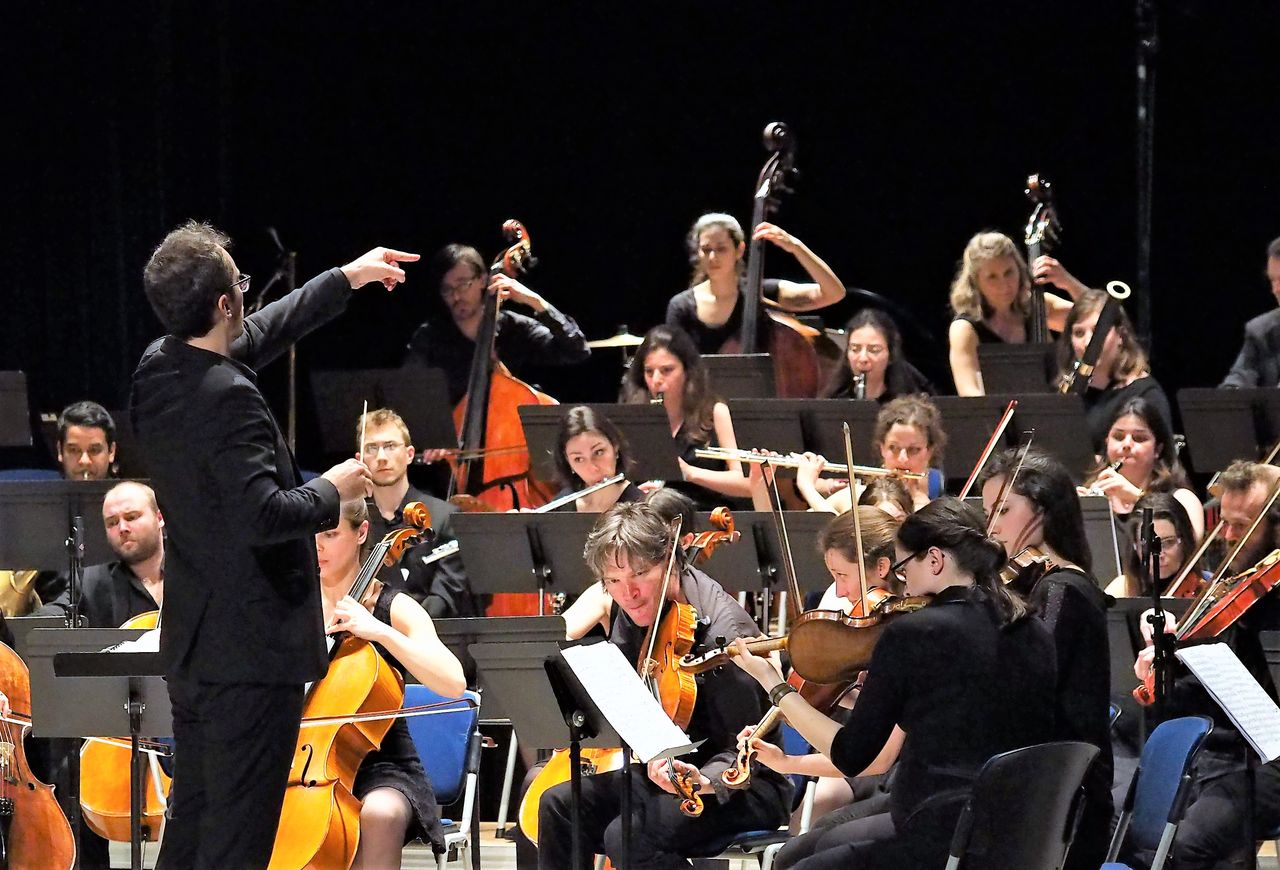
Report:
5,2,1278,468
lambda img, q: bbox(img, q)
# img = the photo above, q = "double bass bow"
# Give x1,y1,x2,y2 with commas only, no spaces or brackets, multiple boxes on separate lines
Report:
718,122,825,398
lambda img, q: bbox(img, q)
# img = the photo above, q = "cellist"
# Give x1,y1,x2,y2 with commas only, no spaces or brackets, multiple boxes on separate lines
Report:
404,243,590,406
316,498,466,868
531,501,791,870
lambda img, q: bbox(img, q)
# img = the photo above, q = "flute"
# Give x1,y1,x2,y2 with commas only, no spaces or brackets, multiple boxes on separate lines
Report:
693,447,926,481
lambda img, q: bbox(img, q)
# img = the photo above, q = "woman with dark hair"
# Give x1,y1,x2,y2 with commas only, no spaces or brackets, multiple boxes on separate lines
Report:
620,325,752,507
665,213,845,355
404,242,590,404
1055,289,1173,451
979,448,1112,870
1107,491,1201,598
1080,396,1204,536
730,497,1056,870
550,406,644,512
821,309,935,402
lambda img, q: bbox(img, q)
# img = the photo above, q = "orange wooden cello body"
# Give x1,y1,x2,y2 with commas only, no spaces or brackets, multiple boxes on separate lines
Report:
267,507,431,870
79,610,171,843
450,220,558,616
0,641,76,869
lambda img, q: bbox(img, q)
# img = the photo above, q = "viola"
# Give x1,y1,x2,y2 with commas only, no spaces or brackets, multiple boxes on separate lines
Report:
267,504,431,870
999,546,1058,587
680,507,740,565
0,640,76,869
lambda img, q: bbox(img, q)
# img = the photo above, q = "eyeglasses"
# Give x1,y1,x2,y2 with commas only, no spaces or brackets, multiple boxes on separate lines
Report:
440,275,482,298
1134,535,1181,555
889,550,922,576
227,273,251,294
361,441,406,456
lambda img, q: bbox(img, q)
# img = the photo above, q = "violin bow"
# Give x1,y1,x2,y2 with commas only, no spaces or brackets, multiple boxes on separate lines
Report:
985,430,1036,540
843,423,870,609
958,400,1018,500
763,457,804,627
639,516,685,685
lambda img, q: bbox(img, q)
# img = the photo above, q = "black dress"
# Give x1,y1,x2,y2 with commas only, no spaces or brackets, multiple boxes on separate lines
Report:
665,279,782,355
351,586,447,852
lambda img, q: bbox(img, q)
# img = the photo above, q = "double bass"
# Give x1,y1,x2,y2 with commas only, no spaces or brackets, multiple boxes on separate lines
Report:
1023,173,1062,344
719,122,827,398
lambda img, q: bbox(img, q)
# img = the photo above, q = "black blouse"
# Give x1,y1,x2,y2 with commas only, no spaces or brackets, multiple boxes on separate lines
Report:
665,280,782,355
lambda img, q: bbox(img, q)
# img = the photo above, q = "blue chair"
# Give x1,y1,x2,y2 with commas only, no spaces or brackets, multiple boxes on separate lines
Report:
403,684,481,870
944,741,1099,870
1101,715,1213,870
0,468,61,480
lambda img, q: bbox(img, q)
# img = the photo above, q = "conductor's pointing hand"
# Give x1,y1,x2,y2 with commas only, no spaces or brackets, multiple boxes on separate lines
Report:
341,247,421,291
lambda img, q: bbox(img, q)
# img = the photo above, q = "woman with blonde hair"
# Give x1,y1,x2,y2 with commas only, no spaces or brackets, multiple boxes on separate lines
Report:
947,231,1088,395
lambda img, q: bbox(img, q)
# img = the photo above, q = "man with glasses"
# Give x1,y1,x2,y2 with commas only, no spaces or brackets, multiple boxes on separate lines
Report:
405,242,590,404
358,408,477,618
131,220,416,869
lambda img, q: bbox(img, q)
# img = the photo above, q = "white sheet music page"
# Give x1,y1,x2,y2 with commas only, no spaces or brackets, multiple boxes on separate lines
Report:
559,641,700,763
104,627,161,653
1177,642,1280,762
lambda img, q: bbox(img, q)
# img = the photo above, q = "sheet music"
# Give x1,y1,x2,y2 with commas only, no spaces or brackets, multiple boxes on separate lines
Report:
1177,643,1280,762
104,627,160,653
559,642,700,763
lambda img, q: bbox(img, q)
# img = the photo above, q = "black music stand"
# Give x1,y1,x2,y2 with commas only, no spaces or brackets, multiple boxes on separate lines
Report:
528,513,607,595
1079,495,1124,582
1002,393,1093,479
29,627,171,870
519,404,681,483
725,400,809,463
703,354,776,399
798,400,882,462
690,512,766,596
470,639,634,870
0,370,33,448
0,480,142,570
7,615,64,659
1177,388,1270,475
309,366,457,457
432,615,567,695
977,344,1056,394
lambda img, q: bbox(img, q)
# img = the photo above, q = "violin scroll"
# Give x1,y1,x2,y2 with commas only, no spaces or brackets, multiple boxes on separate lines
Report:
680,507,742,565
666,764,705,818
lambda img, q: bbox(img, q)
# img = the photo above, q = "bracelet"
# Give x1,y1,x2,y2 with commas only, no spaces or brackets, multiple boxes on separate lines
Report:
769,683,797,707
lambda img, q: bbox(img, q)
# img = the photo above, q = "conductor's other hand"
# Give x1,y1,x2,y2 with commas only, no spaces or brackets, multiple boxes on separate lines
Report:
323,457,373,501
341,247,421,292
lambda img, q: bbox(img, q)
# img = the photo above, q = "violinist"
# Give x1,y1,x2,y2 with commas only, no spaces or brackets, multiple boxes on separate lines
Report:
316,499,466,868
979,447,1112,870
947,231,1088,396
621,325,754,508
730,498,1058,870
404,243,590,405
664,213,845,355
1106,492,1203,598
535,502,791,870
358,408,478,618
1055,289,1174,451
1219,235,1280,388
131,221,408,869
549,405,645,511
1080,396,1205,537
819,309,935,402
1130,460,1280,870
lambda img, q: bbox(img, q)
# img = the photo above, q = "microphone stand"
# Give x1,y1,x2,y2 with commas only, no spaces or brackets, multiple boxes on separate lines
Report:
1143,506,1172,723
65,514,85,629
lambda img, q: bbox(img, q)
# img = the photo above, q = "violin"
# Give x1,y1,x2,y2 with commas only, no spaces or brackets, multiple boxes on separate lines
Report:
1023,173,1062,345
718,122,828,398
451,220,559,615
267,504,432,870
999,546,1058,587
680,507,740,565
0,640,76,869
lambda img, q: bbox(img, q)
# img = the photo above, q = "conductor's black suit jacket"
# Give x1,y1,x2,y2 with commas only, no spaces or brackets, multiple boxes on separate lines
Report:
130,269,352,684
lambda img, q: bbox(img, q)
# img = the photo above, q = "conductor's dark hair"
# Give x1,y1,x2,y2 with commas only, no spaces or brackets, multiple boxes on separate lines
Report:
978,447,1093,573
896,497,1029,624
142,220,236,339
554,406,634,489
58,401,116,447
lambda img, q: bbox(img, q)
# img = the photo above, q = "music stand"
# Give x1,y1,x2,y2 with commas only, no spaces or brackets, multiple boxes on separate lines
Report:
0,480,138,569
1080,495,1123,582
451,512,542,599
692,511,767,596
977,344,1056,394
29,627,171,870
798,400,882,462
740,511,832,598
932,396,1023,484
6,615,64,659
725,400,808,464
529,512,607,595
0,371,33,447
703,354,776,399
1177,388,1268,475
309,366,457,457
1003,393,1093,480
519,404,680,483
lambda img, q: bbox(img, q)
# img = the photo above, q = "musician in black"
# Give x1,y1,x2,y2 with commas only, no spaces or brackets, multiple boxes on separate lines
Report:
819,309,935,402
731,498,1058,870
549,405,645,511
535,502,792,870
130,220,409,868
1220,235,1280,388
979,448,1113,870
404,243,590,405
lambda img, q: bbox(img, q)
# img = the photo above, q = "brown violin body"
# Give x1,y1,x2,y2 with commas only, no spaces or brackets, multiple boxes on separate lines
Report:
79,611,171,843
0,641,76,869
786,594,932,684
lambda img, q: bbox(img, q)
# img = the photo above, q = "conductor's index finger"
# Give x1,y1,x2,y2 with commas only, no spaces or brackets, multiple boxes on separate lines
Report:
382,249,421,262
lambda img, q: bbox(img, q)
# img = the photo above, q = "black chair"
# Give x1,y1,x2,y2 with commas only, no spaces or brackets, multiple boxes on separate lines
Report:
943,741,1100,870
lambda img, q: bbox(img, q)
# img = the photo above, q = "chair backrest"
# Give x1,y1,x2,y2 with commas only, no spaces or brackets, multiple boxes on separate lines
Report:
948,741,1099,870
1120,715,1213,852
403,685,480,806
778,720,813,795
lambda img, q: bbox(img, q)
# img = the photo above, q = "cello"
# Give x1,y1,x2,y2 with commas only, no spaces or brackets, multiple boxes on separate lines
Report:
0,640,76,869
450,220,559,615
718,122,826,398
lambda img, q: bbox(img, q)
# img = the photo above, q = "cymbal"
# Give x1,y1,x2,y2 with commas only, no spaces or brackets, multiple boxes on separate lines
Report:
587,331,643,349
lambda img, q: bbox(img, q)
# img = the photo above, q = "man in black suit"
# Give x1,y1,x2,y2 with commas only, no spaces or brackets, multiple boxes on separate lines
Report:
1221,235,1280,388
130,220,417,869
